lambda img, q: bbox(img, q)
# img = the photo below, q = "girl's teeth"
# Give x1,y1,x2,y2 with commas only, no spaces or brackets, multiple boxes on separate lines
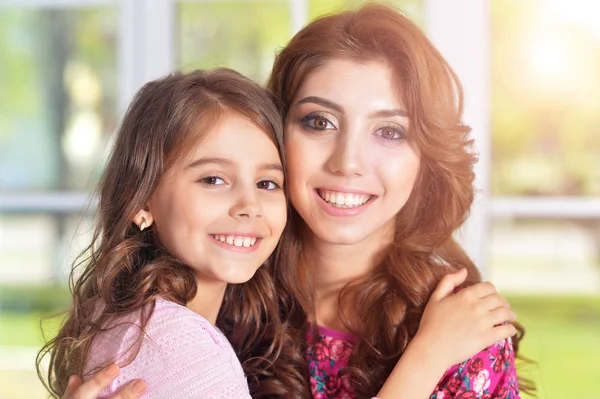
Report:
319,190,371,208
212,235,258,247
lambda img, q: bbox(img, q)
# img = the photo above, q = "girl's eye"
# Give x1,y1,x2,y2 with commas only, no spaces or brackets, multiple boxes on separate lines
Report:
257,180,281,190
375,126,405,141
301,114,336,131
199,176,225,186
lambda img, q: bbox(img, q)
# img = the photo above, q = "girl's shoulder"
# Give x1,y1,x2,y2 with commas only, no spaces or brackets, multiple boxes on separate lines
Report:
85,298,250,398
430,338,520,399
150,298,227,345
87,298,225,367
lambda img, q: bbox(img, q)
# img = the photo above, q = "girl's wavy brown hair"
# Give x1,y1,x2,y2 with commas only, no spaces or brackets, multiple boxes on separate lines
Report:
35,68,300,398
265,3,533,398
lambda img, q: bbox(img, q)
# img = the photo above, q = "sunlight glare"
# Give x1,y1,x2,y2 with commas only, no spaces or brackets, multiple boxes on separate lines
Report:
542,0,600,37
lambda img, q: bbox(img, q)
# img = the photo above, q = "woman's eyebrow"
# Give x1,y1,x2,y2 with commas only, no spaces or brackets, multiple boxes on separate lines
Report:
369,109,408,119
294,96,344,114
294,96,407,119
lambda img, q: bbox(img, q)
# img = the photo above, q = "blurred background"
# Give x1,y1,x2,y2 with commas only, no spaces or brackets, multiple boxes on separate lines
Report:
0,0,598,398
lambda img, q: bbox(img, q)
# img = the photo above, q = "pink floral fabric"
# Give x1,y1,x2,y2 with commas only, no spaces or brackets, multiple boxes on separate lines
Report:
306,326,520,399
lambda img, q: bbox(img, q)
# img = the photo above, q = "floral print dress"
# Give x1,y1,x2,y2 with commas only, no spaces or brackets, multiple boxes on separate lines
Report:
306,325,520,399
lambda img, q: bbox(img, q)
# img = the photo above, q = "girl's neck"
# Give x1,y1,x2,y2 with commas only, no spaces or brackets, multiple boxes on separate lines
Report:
186,279,227,325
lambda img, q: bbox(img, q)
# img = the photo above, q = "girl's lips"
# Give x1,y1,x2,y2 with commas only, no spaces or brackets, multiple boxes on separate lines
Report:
209,235,263,252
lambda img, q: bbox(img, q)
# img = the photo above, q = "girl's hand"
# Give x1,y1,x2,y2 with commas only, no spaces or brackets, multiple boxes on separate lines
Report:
375,269,516,399
62,364,146,399
414,268,517,369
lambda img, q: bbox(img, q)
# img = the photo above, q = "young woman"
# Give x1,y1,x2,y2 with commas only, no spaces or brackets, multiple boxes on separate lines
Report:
265,3,526,398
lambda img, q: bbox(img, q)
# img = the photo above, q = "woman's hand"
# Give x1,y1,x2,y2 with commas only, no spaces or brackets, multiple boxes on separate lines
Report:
415,268,517,369
62,364,146,399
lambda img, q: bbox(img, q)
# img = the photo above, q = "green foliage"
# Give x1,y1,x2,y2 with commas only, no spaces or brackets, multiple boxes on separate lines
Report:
0,285,71,313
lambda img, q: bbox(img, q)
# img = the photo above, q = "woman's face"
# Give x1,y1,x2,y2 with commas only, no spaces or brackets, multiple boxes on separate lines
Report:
284,58,421,246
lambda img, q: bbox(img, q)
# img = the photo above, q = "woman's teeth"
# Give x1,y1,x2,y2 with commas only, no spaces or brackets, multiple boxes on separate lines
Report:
318,189,371,208
211,235,257,247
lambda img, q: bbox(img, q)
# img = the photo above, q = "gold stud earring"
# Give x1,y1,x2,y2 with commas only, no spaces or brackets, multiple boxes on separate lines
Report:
139,217,147,231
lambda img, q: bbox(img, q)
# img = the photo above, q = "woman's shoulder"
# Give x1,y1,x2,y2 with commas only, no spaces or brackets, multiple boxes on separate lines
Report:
431,338,520,399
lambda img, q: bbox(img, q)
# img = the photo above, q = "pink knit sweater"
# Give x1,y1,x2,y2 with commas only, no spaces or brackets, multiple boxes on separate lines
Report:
84,298,251,398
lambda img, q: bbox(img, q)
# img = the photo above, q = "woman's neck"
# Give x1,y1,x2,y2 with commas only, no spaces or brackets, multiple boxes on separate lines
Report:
304,227,393,332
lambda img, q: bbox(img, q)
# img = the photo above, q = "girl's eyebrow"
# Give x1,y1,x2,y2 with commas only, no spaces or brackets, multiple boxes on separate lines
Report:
187,157,232,169
187,157,283,173
260,163,284,173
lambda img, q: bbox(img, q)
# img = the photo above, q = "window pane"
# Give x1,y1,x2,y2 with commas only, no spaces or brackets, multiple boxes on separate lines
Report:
491,0,600,196
0,214,94,284
490,217,600,293
0,7,118,191
0,7,117,398
178,1,291,84
489,216,600,397
0,212,93,398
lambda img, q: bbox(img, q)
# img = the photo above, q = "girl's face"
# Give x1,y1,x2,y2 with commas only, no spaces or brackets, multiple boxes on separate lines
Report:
284,58,421,246
145,112,287,286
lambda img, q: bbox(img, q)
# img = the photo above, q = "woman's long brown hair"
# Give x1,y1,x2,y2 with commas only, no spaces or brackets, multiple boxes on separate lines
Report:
35,68,301,398
265,3,534,398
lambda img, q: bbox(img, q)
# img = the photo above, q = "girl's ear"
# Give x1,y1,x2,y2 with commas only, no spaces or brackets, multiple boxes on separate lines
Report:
133,206,154,231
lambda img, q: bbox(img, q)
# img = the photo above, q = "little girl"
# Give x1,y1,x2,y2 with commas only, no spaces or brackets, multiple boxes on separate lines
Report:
37,68,288,398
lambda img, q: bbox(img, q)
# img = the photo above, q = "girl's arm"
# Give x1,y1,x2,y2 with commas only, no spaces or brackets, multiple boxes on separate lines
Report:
375,269,517,399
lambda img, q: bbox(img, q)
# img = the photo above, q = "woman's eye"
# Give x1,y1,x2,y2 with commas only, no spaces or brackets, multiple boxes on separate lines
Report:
375,126,405,140
257,180,280,190
200,176,225,185
301,114,335,130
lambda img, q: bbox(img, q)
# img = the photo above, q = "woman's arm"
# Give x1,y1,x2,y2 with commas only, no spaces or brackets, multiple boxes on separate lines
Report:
62,364,146,399
375,269,517,399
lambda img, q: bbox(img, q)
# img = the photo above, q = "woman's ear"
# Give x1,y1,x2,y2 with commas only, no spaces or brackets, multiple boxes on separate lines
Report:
133,206,154,231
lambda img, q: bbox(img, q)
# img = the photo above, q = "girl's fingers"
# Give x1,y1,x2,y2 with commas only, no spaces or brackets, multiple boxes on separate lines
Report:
470,281,498,298
430,268,468,302
480,293,510,312
490,323,518,343
487,306,517,327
